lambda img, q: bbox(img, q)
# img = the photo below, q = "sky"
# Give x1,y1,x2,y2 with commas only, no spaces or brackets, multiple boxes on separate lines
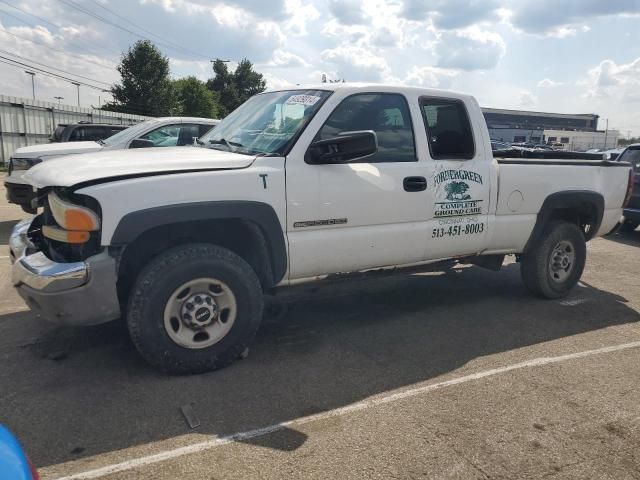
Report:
1,0,639,135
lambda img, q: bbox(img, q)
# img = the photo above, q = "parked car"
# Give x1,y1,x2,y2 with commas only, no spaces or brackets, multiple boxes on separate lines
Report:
0,425,39,480
490,140,512,151
617,144,640,232
602,148,623,161
5,117,219,212
11,84,632,374
50,123,128,143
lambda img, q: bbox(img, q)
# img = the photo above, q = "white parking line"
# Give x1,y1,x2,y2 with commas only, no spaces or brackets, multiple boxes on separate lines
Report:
53,340,640,480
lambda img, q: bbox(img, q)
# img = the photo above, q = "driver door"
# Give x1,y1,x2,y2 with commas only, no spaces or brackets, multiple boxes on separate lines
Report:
285,92,434,280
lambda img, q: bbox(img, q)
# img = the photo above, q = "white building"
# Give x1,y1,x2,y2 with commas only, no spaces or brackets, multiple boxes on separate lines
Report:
543,129,620,151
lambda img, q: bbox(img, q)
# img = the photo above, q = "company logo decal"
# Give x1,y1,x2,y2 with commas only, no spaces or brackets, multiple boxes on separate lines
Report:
434,170,483,219
445,181,471,201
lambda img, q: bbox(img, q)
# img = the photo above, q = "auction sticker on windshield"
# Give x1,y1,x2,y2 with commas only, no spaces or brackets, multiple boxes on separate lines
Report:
285,95,322,106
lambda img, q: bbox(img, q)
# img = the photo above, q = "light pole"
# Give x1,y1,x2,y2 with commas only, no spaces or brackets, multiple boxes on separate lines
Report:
25,71,35,100
71,82,80,107
99,89,109,109
54,96,63,105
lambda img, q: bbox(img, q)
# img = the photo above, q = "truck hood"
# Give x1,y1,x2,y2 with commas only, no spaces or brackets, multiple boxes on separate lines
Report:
13,141,103,159
24,147,257,188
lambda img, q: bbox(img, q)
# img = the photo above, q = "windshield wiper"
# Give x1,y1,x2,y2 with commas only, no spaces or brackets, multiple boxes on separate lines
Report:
208,138,243,152
97,139,105,145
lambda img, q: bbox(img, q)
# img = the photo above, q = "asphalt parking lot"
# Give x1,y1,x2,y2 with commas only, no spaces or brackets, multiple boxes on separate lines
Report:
0,178,639,480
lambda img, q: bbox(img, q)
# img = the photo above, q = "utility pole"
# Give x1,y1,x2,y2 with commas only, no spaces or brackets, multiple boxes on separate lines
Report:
72,82,80,107
25,71,35,100
603,118,609,149
54,96,63,105
210,59,231,69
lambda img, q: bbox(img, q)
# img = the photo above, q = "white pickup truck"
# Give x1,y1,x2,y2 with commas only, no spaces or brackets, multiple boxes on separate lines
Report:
10,84,633,373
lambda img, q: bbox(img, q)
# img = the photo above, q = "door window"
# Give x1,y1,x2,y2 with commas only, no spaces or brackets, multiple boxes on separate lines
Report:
313,93,416,163
70,126,107,141
420,98,475,159
139,124,183,147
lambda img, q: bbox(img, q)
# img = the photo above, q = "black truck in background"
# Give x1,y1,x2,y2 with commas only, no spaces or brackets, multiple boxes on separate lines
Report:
618,144,640,232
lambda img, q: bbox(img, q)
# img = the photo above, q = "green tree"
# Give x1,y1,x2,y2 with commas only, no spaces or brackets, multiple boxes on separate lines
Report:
619,137,640,147
173,77,219,118
445,182,470,201
207,58,266,117
103,40,176,116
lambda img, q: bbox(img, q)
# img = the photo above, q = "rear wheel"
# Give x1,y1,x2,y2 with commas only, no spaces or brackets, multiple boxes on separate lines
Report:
127,243,263,374
520,221,586,299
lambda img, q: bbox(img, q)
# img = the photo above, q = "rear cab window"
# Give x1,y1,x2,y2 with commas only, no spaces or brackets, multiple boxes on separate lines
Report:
420,98,475,160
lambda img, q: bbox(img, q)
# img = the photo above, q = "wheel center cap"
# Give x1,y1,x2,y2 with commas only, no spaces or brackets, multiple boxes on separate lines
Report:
195,307,211,324
181,293,218,327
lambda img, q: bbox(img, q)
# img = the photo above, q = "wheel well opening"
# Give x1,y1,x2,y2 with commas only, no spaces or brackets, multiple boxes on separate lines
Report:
116,219,274,305
548,201,599,239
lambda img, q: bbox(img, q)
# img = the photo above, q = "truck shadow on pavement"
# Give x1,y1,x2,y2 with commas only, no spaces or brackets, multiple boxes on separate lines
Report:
0,219,19,244
1,263,639,468
606,230,640,248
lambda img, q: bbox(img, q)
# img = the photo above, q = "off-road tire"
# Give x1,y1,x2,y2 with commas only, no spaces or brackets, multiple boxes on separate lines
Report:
127,243,263,374
520,221,586,299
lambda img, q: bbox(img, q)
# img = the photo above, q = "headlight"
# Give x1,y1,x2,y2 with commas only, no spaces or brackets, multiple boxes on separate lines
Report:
10,157,42,171
48,192,100,231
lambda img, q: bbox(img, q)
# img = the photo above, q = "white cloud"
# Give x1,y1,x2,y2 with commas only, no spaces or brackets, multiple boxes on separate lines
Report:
537,78,562,88
320,44,390,82
519,90,538,107
435,27,506,71
405,66,459,89
584,57,640,101
283,0,321,36
401,0,501,29
508,0,640,36
267,50,310,68
263,72,295,90
328,0,366,25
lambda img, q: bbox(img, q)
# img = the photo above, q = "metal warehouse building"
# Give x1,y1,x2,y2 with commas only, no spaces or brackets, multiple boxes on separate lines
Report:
482,107,618,151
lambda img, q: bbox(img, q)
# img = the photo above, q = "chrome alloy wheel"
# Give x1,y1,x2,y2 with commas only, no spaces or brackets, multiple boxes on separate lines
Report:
548,240,575,284
163,278,237,349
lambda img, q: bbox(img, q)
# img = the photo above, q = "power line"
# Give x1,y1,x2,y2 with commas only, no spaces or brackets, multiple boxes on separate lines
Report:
88,0,209,60
0,9,118,61
0,0,60,30
0,48,112,86
0,26,117,71
57,0,210,60
0,55,106,91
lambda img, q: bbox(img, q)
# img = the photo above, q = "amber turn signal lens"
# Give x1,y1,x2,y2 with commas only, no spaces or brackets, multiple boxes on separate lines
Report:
42,225,90,244
48,192,100,231
64,209,97,231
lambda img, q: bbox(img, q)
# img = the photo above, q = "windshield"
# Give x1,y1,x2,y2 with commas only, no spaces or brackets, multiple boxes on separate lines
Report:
199,89,331,156
619,148,640,172
101,119,162,147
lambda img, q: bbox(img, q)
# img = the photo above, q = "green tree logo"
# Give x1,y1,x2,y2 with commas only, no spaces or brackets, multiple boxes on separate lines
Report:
445,181,471,201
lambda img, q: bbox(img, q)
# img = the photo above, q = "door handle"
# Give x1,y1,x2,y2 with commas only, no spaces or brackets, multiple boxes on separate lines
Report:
403,176,427,192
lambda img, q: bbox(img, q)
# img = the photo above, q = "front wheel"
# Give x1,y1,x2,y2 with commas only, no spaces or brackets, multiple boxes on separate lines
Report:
520,222,586,299
127,243,264,374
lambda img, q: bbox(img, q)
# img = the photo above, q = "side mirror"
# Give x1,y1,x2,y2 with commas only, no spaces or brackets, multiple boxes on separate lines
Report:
306,130,378,164
129,138,155,149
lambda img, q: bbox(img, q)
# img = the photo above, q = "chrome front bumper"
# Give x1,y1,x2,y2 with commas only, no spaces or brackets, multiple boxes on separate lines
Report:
10,218,121,326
